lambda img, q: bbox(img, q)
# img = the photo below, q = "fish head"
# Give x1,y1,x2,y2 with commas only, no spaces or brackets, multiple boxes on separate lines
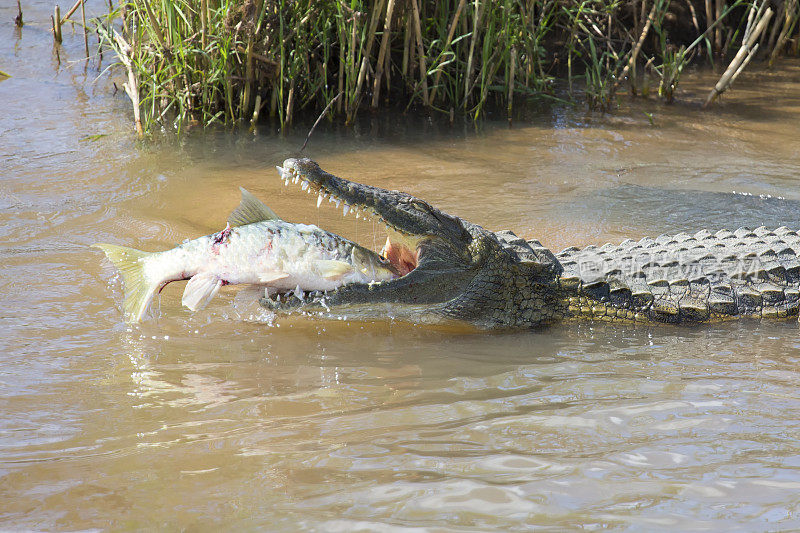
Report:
349,244,400,281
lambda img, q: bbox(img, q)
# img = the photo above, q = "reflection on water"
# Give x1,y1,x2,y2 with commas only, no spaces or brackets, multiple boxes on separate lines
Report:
3,0,800,529
562,184,800,240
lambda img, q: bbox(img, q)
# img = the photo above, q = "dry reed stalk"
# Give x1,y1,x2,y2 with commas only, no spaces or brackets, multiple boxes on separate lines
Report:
704,5,773,106
270,84,278,117
15,0,23,27
613,0,658,92
630,5,639,96
766,3,783,52
201,0,207,49
507,46,516,123
80,0,89,58
722,25,734,52
705,0,714,55
243,37,255,119
429,0,466,104
685,0,700,33
97,29,103,66
463,0,482,107
346,19,357,109
729,42,758,78
351,0,385,113
251,94,262,126
383,35,391,91
60,0,81,23
52,5,63,43
401,14,411,78
769,0,798,67
407,14,416,79
715,0,724,57
353,57,370,114
286,85,294,124
371,0,396,108
745,0,758,33
112,29,143,135
336,21,346,113
410,0,429,105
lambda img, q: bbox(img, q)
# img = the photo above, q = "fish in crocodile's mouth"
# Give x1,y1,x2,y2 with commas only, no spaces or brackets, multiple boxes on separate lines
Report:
276,159,423,281
265,158,477,315
264,158,501,324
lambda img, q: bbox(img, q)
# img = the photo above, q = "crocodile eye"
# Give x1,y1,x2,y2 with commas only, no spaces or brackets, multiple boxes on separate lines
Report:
398,198,433,214
403,199,433,213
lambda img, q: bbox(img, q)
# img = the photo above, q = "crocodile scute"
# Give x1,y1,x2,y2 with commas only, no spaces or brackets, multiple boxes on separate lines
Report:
556,225,800,323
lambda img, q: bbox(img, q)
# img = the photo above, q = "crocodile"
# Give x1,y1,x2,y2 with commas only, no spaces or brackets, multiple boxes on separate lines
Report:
264,157,800,328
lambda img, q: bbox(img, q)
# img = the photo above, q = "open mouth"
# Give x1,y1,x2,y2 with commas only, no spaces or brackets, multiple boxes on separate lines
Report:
270,159,424,303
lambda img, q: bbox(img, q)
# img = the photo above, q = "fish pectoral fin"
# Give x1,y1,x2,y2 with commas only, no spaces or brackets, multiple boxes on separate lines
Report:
258,271,290,284
228,187,281,227
181,272,223,311
317,259,354,281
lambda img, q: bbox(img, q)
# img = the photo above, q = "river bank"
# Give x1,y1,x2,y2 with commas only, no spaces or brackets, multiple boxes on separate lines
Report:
26,0,800,134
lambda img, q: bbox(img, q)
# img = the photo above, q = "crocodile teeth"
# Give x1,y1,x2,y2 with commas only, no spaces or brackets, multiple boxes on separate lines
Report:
343,204,350,216
300,180,309,191
317,194,324,208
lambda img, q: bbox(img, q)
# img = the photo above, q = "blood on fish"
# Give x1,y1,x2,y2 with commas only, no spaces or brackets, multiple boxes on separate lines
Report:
213,225,232,244
211,225,233,254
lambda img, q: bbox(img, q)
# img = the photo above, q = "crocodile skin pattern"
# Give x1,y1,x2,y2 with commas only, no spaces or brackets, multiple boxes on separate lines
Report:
554,226,800,323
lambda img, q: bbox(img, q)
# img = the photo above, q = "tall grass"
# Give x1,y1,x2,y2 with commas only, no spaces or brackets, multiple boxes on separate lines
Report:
95,0,800,134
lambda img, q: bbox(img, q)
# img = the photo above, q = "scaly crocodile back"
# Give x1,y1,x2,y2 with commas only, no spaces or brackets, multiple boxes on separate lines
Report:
555,226,800,323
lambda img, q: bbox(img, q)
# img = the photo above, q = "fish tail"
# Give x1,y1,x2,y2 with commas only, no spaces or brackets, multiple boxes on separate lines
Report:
92,243,158,322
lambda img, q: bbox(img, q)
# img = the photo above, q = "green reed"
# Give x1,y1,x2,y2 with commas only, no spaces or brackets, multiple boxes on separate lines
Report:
95,0,800,135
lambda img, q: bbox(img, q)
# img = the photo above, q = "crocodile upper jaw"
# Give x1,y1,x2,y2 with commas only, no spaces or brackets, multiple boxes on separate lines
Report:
267,158,480,315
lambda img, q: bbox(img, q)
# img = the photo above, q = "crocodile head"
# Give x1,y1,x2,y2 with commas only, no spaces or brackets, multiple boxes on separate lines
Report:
265,158,565,328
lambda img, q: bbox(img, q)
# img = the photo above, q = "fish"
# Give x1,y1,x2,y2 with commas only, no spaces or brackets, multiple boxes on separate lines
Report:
93,188,399,322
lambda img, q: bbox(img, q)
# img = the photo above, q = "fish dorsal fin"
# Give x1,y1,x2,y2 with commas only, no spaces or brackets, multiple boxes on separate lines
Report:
317,259,354,281
228,187,281,227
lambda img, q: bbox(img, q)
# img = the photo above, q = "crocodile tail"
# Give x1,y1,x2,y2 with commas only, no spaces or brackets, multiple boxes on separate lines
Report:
92,243,158,322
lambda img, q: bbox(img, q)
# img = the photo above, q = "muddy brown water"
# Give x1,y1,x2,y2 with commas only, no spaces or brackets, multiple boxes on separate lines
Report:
4,2,800,530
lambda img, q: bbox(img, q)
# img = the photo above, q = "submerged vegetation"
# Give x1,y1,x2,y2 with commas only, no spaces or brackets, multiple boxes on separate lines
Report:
85,0,800,134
